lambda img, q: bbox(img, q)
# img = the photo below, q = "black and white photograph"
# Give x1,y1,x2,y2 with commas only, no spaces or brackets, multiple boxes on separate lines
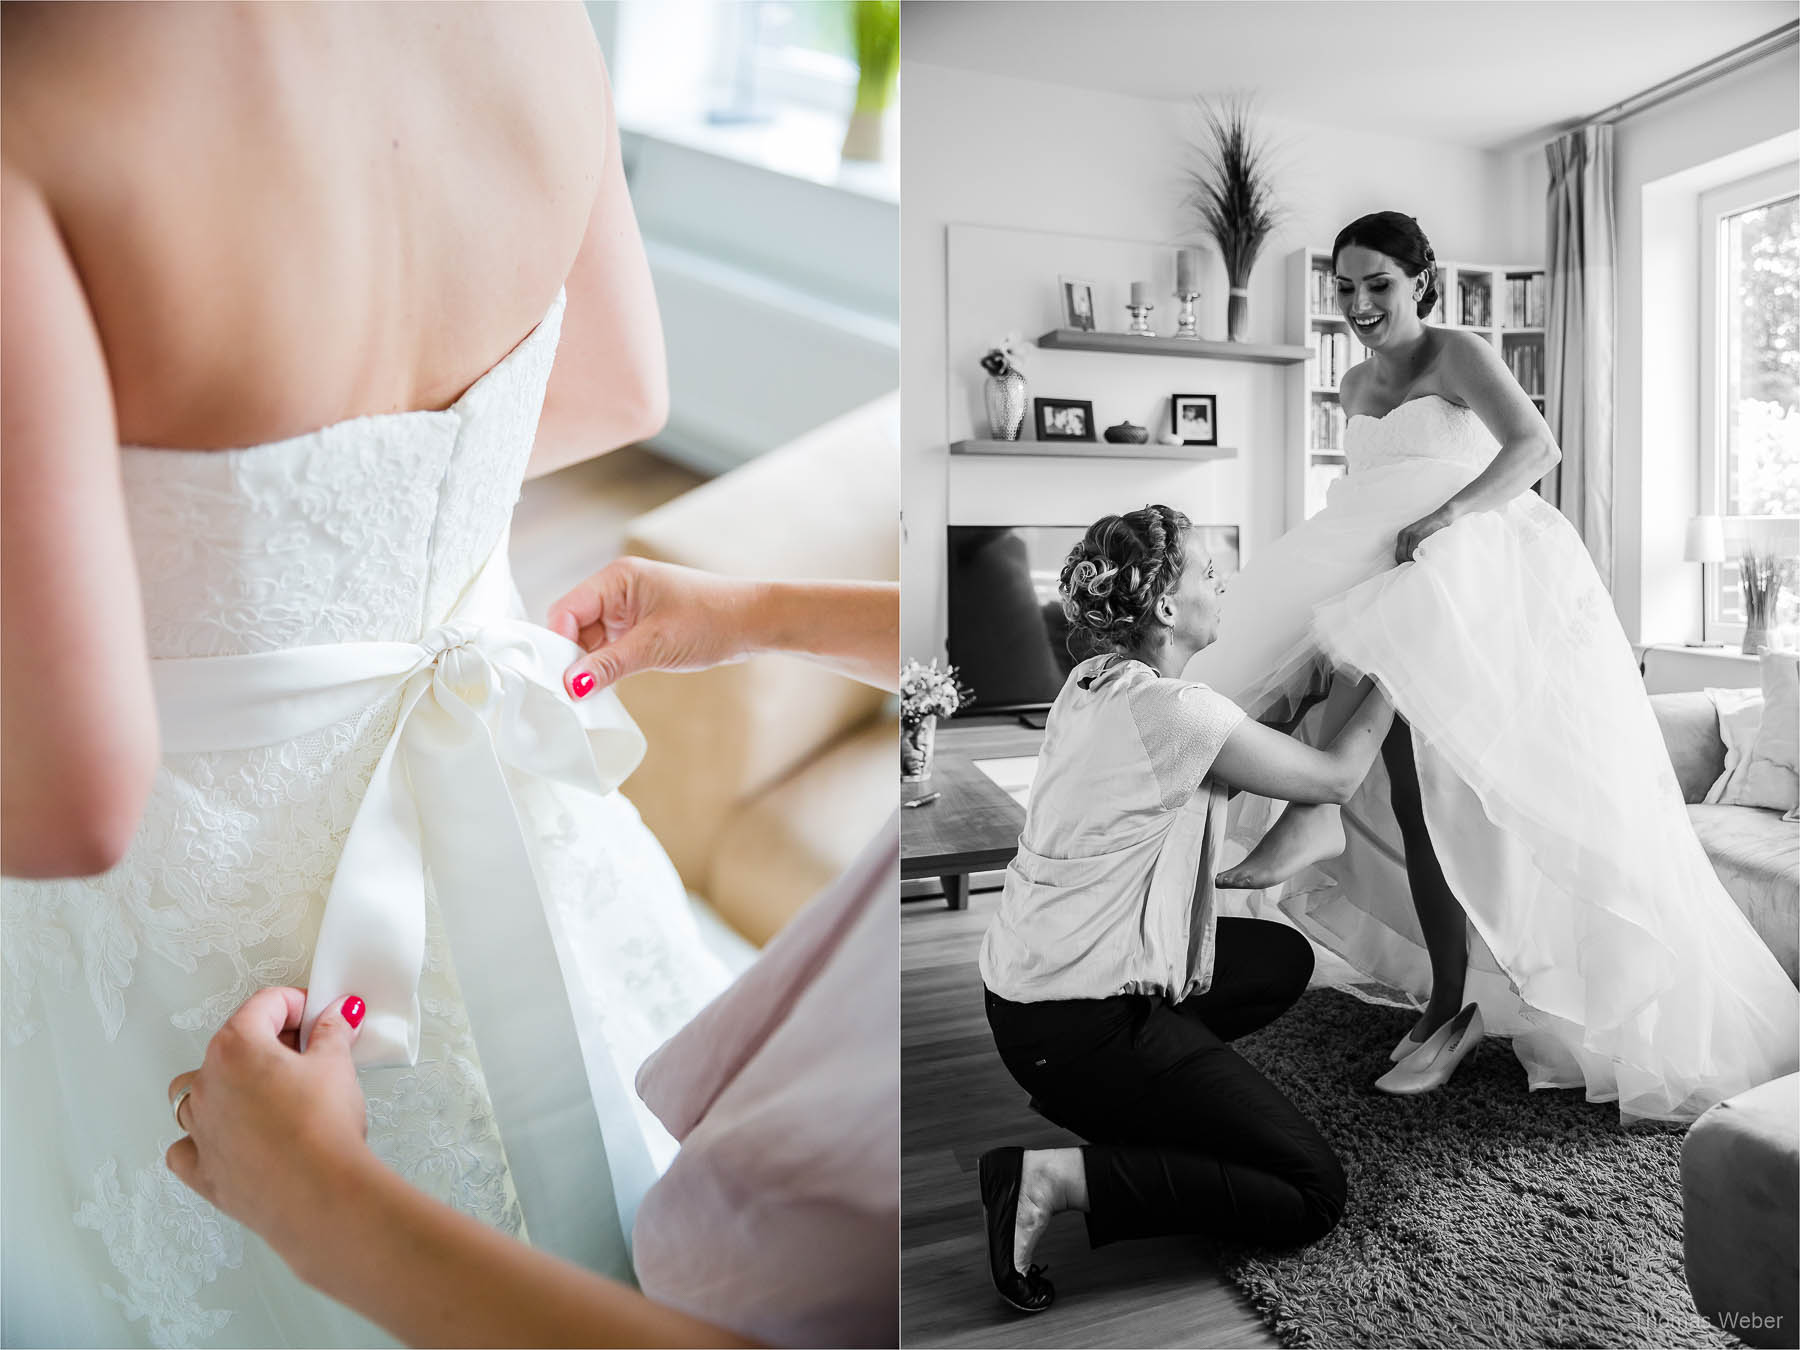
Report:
901,2,1799,1348
1061,275,1099,331
1035,397,1097,441
1172,392,1220,445
2,3,899,1347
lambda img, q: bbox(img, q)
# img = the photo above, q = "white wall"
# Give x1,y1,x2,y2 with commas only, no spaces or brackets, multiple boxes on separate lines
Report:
1499,45,1799,645
902,59,1527,662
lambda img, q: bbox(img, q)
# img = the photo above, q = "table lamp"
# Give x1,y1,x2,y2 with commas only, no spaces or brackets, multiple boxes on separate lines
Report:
1683,515,1725,648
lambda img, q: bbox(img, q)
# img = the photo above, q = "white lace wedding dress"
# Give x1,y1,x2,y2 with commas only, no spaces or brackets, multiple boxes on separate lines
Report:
1185,394,1800,1123
1,289,734,1347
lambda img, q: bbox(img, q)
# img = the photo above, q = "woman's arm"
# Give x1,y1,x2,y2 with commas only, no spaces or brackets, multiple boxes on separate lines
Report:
1209,677,1395,805
550,557,900,695
1,166,159,876
299,1155,756,1348
528,35,668,479
168,990,758,1349
1393,333,1560,562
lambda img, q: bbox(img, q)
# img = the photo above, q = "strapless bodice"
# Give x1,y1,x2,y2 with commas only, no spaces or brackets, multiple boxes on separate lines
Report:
1344,393,1499,476
119,289,566,659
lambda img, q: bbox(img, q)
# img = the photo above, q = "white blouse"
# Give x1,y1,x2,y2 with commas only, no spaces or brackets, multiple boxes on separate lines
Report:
979,655,1247,1003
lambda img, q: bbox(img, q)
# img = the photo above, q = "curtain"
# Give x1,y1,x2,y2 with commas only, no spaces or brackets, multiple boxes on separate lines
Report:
1544,123,1617,592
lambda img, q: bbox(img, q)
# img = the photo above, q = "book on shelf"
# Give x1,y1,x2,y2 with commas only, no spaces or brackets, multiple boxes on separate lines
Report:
1311,261,1336,315
1312,329,1364,389
1311,398,1349,451
1506,272,1546,327
1503,337,1543,396
1457,276,1491,328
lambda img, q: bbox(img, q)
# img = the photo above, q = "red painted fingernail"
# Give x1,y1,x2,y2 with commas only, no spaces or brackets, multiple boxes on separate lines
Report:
342,996,365,1029
571,671,595,699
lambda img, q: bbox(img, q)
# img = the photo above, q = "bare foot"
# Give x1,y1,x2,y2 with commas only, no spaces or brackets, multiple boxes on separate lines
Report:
1217,803,1346,889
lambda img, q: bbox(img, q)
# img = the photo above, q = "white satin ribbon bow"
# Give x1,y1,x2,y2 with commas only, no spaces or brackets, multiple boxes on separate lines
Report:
151,539,658,1259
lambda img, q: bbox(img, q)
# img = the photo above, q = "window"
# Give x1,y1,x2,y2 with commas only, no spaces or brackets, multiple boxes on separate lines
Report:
605,1,894,196
1700,165,1800,649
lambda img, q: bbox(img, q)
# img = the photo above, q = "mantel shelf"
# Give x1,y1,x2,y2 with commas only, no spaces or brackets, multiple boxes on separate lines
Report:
951,438,1236,463
1036,328,1310,366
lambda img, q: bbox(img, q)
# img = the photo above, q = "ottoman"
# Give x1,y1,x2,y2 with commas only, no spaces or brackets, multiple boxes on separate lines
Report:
1682,1072,1800,1348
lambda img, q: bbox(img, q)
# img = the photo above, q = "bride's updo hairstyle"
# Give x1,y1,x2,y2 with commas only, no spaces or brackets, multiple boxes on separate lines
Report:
1332,211,1438,319
1059,505,1191,654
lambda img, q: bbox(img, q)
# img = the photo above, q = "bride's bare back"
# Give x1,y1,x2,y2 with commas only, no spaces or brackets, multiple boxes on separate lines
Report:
2,0,657,459
1,2,665,874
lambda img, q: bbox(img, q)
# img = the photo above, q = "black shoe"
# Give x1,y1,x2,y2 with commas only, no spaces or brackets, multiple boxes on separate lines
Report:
977,1147,1055,1314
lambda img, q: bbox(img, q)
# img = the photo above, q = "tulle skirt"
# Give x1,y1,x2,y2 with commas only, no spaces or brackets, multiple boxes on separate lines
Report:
1187,459,1800,1122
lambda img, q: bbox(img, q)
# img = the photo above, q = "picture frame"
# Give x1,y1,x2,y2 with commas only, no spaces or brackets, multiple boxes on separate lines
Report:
1170,393,1218,447
1034,397,1096,442
1059,276,1098,332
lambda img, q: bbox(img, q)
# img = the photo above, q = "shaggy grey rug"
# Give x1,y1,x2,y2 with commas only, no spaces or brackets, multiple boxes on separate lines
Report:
1224,988,1738,1349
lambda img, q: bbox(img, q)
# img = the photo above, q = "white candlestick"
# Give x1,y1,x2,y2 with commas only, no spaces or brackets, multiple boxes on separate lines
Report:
1176,248,1200,295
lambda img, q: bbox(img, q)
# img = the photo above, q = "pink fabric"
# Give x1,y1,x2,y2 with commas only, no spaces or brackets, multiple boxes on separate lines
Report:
631,817,899,1347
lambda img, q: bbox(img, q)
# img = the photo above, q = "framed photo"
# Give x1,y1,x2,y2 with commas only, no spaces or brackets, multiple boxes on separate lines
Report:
1170,393,1218,446
1034,397,1095,442
1059,276,1098,332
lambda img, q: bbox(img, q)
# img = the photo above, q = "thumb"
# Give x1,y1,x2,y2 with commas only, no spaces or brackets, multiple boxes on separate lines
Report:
306,994,366,1059
566,629,655,697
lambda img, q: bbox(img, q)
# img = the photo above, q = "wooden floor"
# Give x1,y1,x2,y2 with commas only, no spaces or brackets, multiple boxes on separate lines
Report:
900,892,1279,1349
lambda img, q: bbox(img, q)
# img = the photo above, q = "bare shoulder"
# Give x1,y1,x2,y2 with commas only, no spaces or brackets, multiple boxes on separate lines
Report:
1339,358,1373,413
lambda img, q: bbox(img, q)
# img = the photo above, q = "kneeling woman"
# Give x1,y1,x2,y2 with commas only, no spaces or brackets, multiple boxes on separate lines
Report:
977,505,1396,1314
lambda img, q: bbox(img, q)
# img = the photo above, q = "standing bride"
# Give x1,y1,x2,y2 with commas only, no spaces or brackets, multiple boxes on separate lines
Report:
2,5,732,1345
1187,211,1798,1121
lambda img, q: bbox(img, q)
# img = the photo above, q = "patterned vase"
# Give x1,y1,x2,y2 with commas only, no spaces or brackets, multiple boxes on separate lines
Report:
901,715,937,782
985,371,1027,441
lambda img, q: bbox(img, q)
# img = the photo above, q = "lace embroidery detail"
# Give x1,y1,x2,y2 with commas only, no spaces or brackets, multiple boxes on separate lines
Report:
73,1157,245,1348
1346,395,1498,475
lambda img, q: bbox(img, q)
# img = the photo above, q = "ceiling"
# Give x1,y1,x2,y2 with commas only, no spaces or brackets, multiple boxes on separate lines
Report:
901,1,1799,149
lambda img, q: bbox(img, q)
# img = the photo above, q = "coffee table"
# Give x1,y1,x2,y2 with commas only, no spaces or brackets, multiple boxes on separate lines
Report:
900,717,1041,908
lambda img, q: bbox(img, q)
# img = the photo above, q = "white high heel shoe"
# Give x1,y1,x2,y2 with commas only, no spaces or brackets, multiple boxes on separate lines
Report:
1388,1016,1433,1063
1374,1003,1484,1095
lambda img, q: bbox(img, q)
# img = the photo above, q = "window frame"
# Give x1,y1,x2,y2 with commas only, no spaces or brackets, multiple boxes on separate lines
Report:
1698,163,1800,645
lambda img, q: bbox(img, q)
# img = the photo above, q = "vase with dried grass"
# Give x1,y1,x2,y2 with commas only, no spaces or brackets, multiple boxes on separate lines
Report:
1738,550,1792,655
1184,96,1286,342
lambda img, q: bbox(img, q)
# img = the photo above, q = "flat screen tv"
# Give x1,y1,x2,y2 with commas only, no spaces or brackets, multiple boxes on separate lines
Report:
946,523,1241,714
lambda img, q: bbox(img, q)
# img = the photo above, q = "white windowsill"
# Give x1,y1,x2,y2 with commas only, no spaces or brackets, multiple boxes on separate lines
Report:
619,106,897,204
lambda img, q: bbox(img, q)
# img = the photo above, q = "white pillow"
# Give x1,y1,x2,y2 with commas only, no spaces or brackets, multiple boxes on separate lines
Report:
1704,654,1800,815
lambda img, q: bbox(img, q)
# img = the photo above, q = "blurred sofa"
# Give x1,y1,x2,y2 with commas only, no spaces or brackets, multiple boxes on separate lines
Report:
613,394,899,947
1649,692,1798,983
1651,692,1799,1347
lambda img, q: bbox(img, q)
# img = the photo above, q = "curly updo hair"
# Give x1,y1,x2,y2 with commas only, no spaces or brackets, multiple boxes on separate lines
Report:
1332,211,1438,319
1059,505,1192,654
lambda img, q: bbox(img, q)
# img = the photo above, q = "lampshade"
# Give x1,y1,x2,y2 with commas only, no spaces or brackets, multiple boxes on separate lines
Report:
1684,515,1726,563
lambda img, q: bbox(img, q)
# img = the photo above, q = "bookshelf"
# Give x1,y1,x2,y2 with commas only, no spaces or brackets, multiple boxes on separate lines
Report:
1286,247,1548,523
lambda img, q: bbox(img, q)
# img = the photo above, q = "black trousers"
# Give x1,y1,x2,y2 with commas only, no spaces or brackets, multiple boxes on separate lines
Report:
985,918,1345,1249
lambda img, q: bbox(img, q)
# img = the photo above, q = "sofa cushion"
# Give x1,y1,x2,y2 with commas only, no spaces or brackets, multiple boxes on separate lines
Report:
1682,1071,1800,1348
616,394,900,890
706,715,897,946
1651,692,1726,804
1687,803,1800,985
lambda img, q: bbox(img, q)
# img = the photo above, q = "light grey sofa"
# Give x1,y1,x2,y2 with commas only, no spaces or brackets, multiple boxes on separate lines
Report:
1649,692,1798,983
1652,692,1800,1348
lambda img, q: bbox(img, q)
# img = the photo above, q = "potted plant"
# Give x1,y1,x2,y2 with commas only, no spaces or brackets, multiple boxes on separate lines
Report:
979,332,1027,441
842,0,899,163
1184,96,1287,342
901,659,973,781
